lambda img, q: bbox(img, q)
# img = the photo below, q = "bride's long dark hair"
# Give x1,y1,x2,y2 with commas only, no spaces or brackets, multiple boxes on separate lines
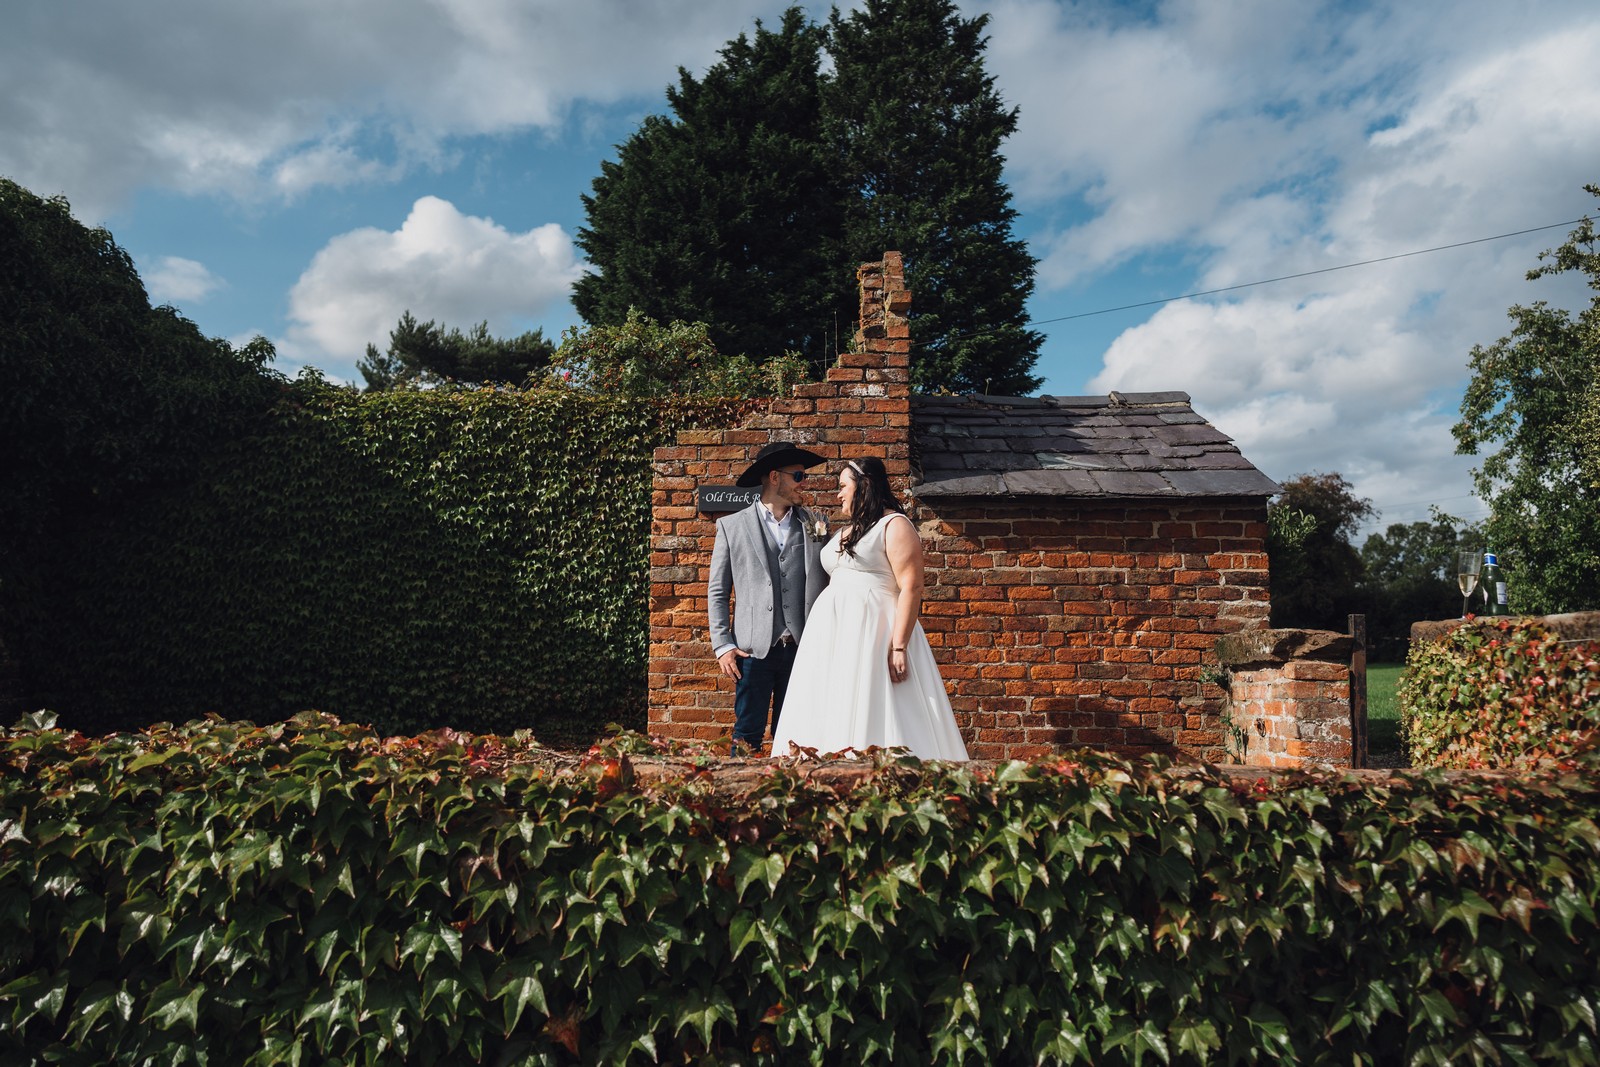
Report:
839,456,905,557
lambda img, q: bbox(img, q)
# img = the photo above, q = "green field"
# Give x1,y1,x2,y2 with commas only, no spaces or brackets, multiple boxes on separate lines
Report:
1367,662,1405,753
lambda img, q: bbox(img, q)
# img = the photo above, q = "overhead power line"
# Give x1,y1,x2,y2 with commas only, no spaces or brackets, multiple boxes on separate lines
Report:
1029,217,1590,327
1370,492,1477,509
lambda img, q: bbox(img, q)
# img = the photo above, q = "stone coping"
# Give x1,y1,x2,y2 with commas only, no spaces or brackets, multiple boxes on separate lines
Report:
1213,627,1353,670
1410,611,1600,645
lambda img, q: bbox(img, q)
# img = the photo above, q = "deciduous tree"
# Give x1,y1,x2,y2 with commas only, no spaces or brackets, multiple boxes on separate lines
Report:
1359,514,1478,658
1,178,278,715
1454,188,1600,613
553,309,807,398
1267,472,1374,632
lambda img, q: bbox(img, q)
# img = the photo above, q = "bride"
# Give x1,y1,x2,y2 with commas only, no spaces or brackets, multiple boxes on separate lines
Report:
769,457,969,760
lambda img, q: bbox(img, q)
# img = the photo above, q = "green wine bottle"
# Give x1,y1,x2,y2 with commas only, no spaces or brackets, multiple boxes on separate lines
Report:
1480,551,1510,616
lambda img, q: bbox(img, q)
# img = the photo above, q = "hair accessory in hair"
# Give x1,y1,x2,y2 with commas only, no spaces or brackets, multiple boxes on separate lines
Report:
846,460,866,476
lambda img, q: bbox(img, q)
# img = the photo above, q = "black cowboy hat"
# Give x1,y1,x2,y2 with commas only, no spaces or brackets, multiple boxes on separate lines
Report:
736,441,825,487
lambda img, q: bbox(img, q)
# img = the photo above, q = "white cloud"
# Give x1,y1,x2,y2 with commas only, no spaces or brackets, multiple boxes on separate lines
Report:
272,138,411,198
1085,278,1489,530
982,0,1600,531
282,196,585,378
140,255,225,305
0,0,801,218
985,0,1355,286
7,0,1596,541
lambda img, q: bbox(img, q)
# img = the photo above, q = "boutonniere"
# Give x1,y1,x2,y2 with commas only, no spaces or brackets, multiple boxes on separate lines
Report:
806,514,831,542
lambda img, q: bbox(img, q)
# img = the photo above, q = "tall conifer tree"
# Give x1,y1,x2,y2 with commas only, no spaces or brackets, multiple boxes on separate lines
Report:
826,0,1042,394
573,9,850,369
575,3,1043,394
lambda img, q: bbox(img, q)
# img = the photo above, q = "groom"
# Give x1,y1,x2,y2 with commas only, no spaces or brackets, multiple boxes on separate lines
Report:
708,441,830,753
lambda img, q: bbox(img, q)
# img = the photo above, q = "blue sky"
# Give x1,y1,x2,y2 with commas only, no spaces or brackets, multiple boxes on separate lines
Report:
5,0,1598,536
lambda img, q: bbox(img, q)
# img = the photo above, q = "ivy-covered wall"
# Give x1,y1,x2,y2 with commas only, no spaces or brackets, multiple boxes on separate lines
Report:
1402,615,1600,770
16,381,754,738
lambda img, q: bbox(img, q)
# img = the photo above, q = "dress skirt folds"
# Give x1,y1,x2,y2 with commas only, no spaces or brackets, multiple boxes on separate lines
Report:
770,513,969,760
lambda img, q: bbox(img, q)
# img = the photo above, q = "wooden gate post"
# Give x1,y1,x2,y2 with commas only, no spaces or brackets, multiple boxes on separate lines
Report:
1348,614,1368,769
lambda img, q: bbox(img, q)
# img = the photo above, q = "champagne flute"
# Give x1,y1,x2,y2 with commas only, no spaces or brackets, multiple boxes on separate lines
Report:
1456,549,1481,618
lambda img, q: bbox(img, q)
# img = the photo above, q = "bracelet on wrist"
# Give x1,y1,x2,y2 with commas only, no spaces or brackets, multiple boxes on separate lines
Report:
891,646,905,653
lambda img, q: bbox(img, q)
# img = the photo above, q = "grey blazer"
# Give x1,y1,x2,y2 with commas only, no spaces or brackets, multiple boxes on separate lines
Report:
707,501,829,659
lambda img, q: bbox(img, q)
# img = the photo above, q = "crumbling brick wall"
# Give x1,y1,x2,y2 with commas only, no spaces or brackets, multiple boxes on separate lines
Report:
647,254,1273,760
1214,629,1355,769
648,255,914,742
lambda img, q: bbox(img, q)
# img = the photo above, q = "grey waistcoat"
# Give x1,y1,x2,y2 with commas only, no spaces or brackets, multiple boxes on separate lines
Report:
762,516,809,648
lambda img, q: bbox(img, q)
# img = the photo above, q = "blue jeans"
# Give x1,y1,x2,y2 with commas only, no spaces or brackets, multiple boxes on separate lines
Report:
732,640,798,752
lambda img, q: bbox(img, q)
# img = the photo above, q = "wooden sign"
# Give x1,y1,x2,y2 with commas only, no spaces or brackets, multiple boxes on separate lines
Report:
696,485,761,513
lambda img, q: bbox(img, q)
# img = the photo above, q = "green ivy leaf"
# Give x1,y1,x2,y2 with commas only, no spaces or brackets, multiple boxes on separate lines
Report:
672,988,736,1049
0,974,68,1029
730,851,785,902
141,979,203,1032
66,981,135,1039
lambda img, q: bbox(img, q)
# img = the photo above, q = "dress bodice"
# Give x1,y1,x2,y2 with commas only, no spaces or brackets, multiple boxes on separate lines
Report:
821,513,904,594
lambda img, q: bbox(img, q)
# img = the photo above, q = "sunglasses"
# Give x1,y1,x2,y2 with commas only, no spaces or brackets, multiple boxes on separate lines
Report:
779,469,808,482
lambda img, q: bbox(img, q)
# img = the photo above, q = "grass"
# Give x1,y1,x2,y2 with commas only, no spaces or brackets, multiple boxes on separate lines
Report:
1366,662,1405,753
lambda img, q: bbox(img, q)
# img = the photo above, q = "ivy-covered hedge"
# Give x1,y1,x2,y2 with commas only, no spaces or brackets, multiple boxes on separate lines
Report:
3,713,1598,1065
2,179,284,723
19,381,753,738
1401,617,1600,770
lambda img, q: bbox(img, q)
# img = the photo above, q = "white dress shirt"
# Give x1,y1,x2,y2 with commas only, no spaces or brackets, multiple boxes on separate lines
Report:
760,500,793,551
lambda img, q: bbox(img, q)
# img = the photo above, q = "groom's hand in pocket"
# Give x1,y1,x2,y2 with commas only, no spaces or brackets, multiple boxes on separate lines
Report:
718,648,751,680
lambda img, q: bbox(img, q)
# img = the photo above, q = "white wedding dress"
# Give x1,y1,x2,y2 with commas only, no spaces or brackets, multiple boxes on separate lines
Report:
770,512,969,760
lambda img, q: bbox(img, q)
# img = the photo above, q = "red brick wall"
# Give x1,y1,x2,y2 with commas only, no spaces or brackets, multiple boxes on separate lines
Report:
912,501,1269,761
1213,629,1355,769
647,253,1273,759
648,255,916,742
1228,659,1353,769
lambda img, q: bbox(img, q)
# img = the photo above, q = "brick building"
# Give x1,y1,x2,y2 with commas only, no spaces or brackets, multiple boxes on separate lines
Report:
648,254,1278,761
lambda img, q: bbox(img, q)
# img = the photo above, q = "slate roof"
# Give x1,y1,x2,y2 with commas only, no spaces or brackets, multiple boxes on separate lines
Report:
910,391,1280,499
